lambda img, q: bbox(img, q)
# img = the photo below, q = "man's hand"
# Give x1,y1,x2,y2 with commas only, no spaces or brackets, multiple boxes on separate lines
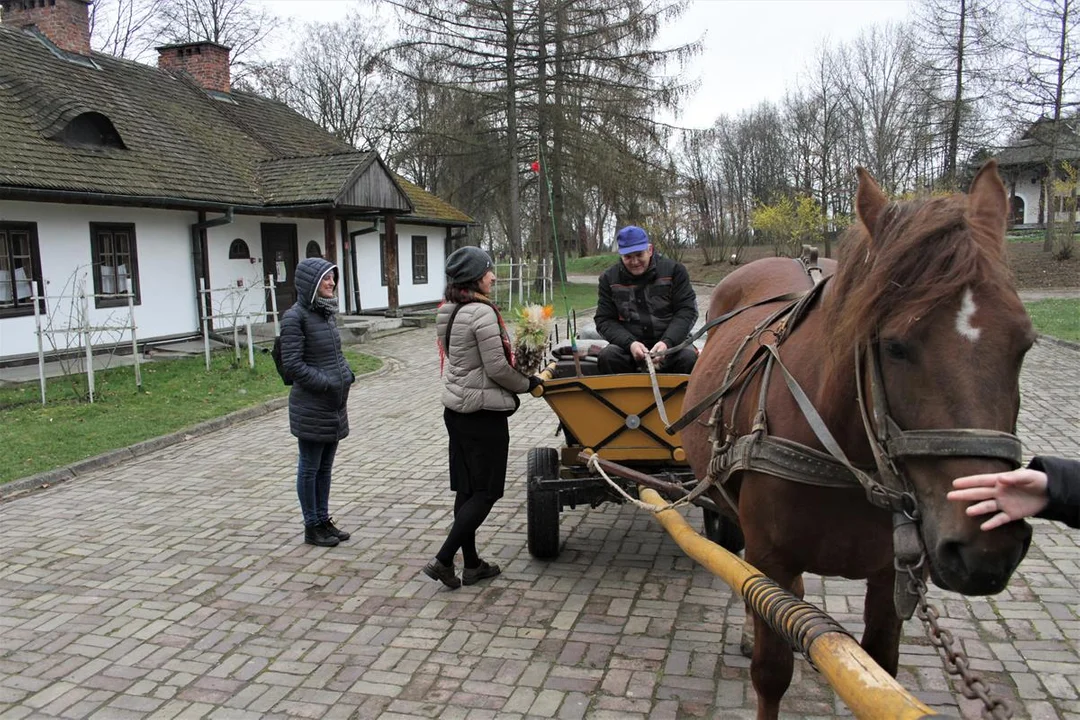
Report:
629,341,648,361
649,341,669,367
947,469,1050,531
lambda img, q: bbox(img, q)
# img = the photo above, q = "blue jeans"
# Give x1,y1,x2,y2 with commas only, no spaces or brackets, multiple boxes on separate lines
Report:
296,439,338,527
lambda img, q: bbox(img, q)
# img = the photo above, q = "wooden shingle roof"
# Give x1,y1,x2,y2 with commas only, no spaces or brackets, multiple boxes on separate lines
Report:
394,174,475,225
0,24,469,225
996,120,1080,168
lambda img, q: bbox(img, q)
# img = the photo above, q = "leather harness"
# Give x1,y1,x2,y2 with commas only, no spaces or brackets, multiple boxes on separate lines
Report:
666,252,1024,617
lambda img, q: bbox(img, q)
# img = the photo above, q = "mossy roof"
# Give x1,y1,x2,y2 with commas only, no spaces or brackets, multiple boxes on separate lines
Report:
0,25,470,225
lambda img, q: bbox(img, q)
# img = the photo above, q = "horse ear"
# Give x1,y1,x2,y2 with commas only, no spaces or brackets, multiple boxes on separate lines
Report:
855,166,887,235
967,159,1008,241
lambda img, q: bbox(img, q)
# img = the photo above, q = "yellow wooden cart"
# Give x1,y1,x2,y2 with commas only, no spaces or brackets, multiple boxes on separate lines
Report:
527,362,743,559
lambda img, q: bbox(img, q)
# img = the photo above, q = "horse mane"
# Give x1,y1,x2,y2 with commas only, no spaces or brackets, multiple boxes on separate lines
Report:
824,192,1012,357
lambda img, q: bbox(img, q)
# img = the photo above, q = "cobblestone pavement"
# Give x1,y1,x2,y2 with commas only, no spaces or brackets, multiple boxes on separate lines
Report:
1,295,1078,719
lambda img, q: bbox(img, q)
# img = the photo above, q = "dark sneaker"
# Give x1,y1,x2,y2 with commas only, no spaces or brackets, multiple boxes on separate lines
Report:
462,560,501,586
304,522,339,547
423,559,461,589
324,518,350,541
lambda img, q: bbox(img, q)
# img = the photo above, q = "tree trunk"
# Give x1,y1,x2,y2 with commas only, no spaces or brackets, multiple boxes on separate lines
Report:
505,0,522,265
944,0,966,188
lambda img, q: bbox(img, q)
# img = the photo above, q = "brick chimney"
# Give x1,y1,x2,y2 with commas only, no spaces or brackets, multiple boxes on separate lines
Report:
156,41,231,93
0,0,92,56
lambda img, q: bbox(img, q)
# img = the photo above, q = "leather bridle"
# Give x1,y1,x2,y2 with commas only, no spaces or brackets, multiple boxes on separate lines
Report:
677,265,1025,617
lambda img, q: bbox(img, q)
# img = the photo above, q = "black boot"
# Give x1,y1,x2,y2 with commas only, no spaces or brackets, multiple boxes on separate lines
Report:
305,522,339,547
324,518,350,541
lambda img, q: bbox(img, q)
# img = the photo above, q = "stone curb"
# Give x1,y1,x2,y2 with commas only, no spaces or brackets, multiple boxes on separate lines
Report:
1040,334,1080,352
0,358,395,502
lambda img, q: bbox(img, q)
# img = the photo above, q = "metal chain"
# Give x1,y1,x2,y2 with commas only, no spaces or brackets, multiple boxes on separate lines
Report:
899,562,1012,720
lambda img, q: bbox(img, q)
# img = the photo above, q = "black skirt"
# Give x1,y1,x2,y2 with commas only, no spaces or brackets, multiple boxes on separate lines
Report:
444,407,511,498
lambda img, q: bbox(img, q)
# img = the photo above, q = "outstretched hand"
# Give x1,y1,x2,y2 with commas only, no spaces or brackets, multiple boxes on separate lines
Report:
947,468,1050,531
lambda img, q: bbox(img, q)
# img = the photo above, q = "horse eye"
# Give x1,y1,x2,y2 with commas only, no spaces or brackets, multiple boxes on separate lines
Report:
883,339,910,361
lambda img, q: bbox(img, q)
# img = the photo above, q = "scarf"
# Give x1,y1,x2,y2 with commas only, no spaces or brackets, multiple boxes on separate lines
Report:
438,293,516,374
313,295,338,317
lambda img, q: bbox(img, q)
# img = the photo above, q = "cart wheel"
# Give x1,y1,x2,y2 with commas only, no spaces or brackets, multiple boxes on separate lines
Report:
703,509,745,554
527,447,561,559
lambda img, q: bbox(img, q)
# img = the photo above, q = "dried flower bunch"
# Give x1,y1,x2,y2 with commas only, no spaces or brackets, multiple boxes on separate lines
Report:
511,304,554,375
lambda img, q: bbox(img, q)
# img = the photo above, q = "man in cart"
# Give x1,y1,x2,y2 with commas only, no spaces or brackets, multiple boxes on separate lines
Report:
594,225,699,375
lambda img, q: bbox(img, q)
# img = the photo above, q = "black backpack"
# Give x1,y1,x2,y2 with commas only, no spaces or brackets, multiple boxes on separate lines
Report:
271,336,293,385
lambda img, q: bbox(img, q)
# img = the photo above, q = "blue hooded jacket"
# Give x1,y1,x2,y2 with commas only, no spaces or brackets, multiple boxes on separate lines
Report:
280,257,354,442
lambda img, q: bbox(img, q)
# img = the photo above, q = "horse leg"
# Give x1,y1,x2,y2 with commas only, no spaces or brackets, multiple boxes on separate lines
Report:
740,602,754,657
860,568,902,675
749,570,802,720
741,574,802,657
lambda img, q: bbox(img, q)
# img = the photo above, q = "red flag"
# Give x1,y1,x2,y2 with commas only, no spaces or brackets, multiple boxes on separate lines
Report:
530,160,540,173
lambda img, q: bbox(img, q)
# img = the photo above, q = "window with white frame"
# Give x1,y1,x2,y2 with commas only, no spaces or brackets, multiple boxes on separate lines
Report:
90,223,140,308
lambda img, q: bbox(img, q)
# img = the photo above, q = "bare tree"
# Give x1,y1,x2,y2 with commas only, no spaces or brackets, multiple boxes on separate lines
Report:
90,0,163,60
678,127,731,264
839,24,927,194
154,0,279,83
1006,0,1080,254
246,13,398,152
912,0,1006,188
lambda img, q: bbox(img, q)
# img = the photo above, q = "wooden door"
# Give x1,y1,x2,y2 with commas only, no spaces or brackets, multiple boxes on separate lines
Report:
262,223,298,320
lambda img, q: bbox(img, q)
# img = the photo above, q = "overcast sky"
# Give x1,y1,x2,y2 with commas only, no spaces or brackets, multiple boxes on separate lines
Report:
256,0,914,129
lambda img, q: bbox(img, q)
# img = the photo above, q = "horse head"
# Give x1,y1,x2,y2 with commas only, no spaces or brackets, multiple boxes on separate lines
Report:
827,160,1035,595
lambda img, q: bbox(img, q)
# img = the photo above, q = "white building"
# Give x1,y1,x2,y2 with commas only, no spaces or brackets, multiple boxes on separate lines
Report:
0,0,473,362
995,119,1080,228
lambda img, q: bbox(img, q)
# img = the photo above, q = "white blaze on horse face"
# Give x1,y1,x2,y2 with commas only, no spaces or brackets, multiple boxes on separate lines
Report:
955,288,981,342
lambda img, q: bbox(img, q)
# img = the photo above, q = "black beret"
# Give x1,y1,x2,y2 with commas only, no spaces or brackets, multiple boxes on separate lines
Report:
445,246,493,284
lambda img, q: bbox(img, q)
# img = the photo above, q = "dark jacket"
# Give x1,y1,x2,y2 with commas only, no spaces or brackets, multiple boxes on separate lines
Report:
1030,455,1080,528
281,257,355,442
595,254,698,351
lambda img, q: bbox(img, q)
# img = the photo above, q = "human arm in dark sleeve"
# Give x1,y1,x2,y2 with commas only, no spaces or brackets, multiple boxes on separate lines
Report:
281,311,331,392
660,262,699,347
1030,455,1080,529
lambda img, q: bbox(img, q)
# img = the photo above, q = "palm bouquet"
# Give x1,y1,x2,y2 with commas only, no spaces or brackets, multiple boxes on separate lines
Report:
511,304,555,375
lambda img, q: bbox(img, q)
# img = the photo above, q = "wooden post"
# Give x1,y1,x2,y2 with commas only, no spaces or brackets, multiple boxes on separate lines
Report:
81,282,94,403
199,277,211,371
127,289,142,390
339,217,351,313
323,214,337,264
268,275,280,337
32,280,46,406
384,214,400,316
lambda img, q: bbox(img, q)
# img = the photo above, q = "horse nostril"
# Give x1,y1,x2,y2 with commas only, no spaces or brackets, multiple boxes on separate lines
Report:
933,526,1030,596
937,540,965,573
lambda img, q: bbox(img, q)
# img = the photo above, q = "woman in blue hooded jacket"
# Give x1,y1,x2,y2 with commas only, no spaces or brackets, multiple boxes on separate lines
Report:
280,257,355,547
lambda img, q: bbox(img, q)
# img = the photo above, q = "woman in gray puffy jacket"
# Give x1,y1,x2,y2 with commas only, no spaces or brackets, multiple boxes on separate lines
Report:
423,246,542,589
280,257,355,547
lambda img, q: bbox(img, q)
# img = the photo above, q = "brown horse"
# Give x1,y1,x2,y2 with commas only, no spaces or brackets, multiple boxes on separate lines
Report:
682,161,1035,720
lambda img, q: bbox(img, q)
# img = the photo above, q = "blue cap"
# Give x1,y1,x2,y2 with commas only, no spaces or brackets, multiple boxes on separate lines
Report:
616,225,650,255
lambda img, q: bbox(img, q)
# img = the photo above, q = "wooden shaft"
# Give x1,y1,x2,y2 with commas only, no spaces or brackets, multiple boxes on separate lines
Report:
638,487,951,720
579,453,722,515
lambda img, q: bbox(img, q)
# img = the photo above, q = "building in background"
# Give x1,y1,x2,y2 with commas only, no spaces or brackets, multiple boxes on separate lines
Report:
0,0,472,363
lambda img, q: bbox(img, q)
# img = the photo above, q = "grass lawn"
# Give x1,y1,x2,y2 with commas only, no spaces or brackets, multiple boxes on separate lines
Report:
1026,298,1080,343
565,253,618,274
0,348,380,486
546,281,600,315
